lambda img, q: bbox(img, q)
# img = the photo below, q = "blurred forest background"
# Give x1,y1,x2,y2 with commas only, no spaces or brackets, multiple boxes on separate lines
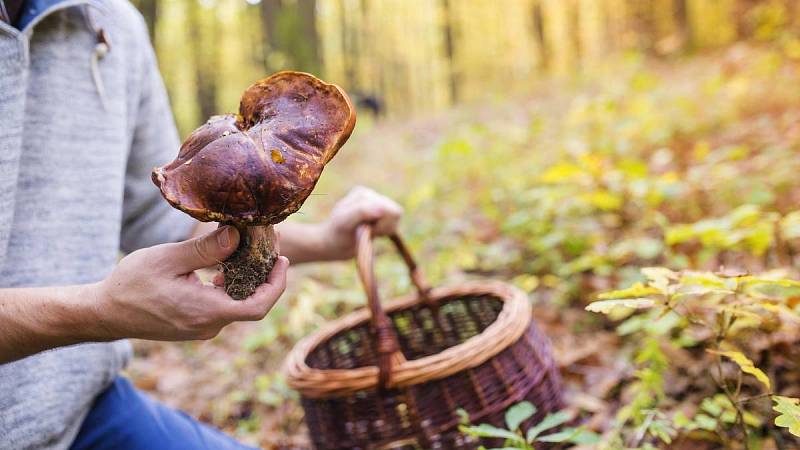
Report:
128,1,800,449
131,0,797,136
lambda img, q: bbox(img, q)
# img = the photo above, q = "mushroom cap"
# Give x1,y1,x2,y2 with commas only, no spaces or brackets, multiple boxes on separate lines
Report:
152,71,356,225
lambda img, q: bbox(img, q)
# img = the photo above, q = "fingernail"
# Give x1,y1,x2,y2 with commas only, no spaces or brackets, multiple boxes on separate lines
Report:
217,226,231,249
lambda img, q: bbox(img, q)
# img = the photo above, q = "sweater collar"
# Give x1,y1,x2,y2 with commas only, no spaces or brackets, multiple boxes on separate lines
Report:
0,0,93,37
0,1,24,27
18,0,71,30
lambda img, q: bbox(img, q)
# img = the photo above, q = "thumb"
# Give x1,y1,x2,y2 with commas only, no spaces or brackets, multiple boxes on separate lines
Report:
165,226,240,274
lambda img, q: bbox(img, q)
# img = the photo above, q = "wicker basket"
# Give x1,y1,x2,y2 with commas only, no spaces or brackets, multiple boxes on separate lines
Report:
284,224,563,449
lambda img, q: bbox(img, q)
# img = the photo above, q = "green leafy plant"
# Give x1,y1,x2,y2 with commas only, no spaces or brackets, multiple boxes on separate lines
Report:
773,396,800,437
459,401,599,449
588,268,800,448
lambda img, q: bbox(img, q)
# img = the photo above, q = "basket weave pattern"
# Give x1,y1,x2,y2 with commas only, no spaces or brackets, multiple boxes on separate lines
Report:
285,225,563,449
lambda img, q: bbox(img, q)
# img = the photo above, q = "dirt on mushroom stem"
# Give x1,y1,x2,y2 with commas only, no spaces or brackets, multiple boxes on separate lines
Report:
220,223,278,300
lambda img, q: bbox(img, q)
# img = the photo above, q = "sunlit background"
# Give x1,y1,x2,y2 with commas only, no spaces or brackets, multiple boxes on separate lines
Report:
127,1,800,449
134,0,798,135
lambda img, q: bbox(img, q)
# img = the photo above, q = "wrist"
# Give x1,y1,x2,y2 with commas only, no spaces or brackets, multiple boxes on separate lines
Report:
69,282,119,342
312,221,357,261
277,221,332,263
277,221,357,263
0,283,119,364
21,283,115,348
314,221,342,261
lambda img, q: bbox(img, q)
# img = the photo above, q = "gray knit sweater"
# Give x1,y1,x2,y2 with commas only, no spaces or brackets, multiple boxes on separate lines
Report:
0,1,196,448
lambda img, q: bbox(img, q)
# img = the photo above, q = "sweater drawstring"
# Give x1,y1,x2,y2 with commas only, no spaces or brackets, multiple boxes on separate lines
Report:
82,5,111,111
0,1,10,25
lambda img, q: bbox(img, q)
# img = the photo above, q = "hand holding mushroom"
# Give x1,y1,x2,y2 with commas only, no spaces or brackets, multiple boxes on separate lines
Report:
153,72,356,299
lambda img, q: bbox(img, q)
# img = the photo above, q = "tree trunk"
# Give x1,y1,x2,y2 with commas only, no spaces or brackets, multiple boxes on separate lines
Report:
136,0,159,44
260,0,281,71
297,0,320,73
188,2,218,122
673,0,690,49
441,0,458,103
532,0,548,69
259,0,320,74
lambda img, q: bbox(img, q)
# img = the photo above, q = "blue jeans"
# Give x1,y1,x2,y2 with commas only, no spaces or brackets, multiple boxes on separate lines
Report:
70,377,259,450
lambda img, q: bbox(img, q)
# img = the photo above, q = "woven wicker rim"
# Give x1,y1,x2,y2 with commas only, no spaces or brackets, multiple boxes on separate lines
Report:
283,279,532,398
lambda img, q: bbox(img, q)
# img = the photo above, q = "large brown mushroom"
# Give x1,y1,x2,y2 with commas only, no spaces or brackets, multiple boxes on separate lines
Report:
153,71,356,299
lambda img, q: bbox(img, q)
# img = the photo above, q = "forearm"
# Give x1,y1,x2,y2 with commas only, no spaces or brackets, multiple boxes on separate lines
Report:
0,284,108,364
275,222,333,263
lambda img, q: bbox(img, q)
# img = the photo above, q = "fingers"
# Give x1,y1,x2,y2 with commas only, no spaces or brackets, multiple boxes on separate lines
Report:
222,256,290,321
161,226,240,274
338,186,403,229
184,271,201,284
212,272,224,287
173,256,288,336
372,200,403,236
348,186,403,236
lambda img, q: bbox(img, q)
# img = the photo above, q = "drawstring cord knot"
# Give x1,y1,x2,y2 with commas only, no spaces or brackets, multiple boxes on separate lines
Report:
83,5,110,111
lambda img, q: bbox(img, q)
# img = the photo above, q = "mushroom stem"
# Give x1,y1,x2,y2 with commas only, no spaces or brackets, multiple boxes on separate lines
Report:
221,223,278,300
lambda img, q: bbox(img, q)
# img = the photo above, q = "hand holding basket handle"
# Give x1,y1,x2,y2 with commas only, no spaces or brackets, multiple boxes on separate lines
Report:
355,223,431,388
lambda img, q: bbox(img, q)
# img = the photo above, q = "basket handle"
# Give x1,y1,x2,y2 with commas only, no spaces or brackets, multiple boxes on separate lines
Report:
355,223,432,389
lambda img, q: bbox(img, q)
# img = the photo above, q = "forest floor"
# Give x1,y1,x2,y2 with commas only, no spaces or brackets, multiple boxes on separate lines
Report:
128,43,800,449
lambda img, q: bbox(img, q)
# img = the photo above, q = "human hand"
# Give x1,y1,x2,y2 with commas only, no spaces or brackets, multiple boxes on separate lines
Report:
317,186,403,260
92,226,289,341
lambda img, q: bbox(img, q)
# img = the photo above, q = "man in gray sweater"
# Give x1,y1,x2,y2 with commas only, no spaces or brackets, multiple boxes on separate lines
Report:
0,1,402,449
